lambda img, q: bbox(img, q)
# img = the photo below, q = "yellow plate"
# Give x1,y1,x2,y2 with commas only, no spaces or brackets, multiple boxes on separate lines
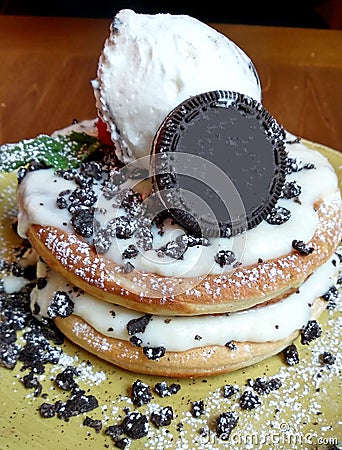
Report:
0,142,341,450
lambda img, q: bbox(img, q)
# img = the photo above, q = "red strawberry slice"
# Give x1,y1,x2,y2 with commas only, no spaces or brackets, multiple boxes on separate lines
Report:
96,118,114,146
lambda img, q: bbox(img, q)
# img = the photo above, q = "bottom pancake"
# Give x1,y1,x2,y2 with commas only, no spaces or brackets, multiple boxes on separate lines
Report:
54,297,327,378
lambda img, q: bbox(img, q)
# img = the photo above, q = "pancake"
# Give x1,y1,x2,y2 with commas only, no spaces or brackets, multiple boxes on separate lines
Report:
24,194,340,316
30,253,338,378
18,136,342,316
53,299,326,378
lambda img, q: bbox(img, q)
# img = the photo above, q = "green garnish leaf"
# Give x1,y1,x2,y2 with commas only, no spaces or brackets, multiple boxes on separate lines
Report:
0,131,103,172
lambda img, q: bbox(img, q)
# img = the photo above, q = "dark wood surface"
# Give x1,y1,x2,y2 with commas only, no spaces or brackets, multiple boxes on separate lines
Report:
0,15,341,151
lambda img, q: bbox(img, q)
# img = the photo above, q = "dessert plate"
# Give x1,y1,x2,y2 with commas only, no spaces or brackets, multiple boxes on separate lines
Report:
0,140,341,450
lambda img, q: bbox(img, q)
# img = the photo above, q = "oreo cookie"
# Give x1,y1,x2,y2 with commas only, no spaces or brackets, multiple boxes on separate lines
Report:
150,90,287,237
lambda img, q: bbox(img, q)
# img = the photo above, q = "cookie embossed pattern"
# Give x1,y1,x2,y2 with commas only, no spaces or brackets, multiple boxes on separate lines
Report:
0,9,342,450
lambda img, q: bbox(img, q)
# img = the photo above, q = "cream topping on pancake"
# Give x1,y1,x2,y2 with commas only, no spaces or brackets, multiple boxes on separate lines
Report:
30,255,338,351
17,136,340,277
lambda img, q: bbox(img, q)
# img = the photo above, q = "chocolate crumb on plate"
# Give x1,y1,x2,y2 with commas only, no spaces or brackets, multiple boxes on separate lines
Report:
222,384,239,398
247,376,282,395
190,400,205,418
56,392,99,421
131,379,152,406
154,381,181,397
55,365,80,391
83,416,103,433
150,406,174,427
283,344,300,365
121,411,149,439
322,285,339,310
114,437,130,449
319,351,336,366
20,371,43,397
300,320,322,345
39,402,57,418
105,424,124,441
215,411,239,440
239,390,261,410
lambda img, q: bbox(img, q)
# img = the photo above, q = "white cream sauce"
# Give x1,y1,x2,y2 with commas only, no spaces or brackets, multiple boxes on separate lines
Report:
30,255,338,351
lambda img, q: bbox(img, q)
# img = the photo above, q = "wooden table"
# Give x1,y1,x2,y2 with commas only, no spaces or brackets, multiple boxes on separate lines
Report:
0,15,341,152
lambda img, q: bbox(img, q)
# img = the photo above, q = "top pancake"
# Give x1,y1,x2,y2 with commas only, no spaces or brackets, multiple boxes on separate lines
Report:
25,192,341,316
17,134,342,315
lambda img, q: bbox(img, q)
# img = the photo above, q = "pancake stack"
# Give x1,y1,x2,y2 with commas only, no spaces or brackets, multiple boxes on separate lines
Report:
16,10,342,377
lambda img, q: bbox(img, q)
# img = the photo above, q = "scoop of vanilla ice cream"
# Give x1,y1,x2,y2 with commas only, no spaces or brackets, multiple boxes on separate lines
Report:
92,9,261,164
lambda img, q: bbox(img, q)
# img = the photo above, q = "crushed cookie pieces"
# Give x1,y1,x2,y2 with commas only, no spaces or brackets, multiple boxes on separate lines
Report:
39,402,57,418
265,206,291,225
36,277,47,290
105,424,124,441
129,336,142,347
191,400,205,418
322,286,339,310
154,381,181,398
222,384,239,398
126,314,152,335
134,226,153,251
239,390,261,410
121,411,149,439
107,216,137,239
123,261,135,273
157,239,187,260
47,291,74,318
131,379,152,406
283,344,299,365
56,392,98,421
300,320,322,345
225,341,237,350
281,181,302,199
142,346,165,360
214,250,236,267
55,365,80,391
70,208,98,238
292,239,314,256
122,244,139,259
215,411,239,440
319,351,336,366
247,376,282,395
21,371,43,396
150,406,174,428
285,157,315,174
83,416,103,433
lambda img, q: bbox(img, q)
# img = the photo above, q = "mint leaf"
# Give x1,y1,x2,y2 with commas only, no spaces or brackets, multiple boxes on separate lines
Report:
0,132,103,172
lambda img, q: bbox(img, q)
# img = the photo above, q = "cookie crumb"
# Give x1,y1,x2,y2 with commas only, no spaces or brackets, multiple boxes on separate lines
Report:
215,411,239,440
283,344,299,365
300,320,322,345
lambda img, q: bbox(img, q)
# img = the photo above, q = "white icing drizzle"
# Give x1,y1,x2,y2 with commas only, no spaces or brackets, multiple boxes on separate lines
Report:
17,135,341,277
31,255,338,351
